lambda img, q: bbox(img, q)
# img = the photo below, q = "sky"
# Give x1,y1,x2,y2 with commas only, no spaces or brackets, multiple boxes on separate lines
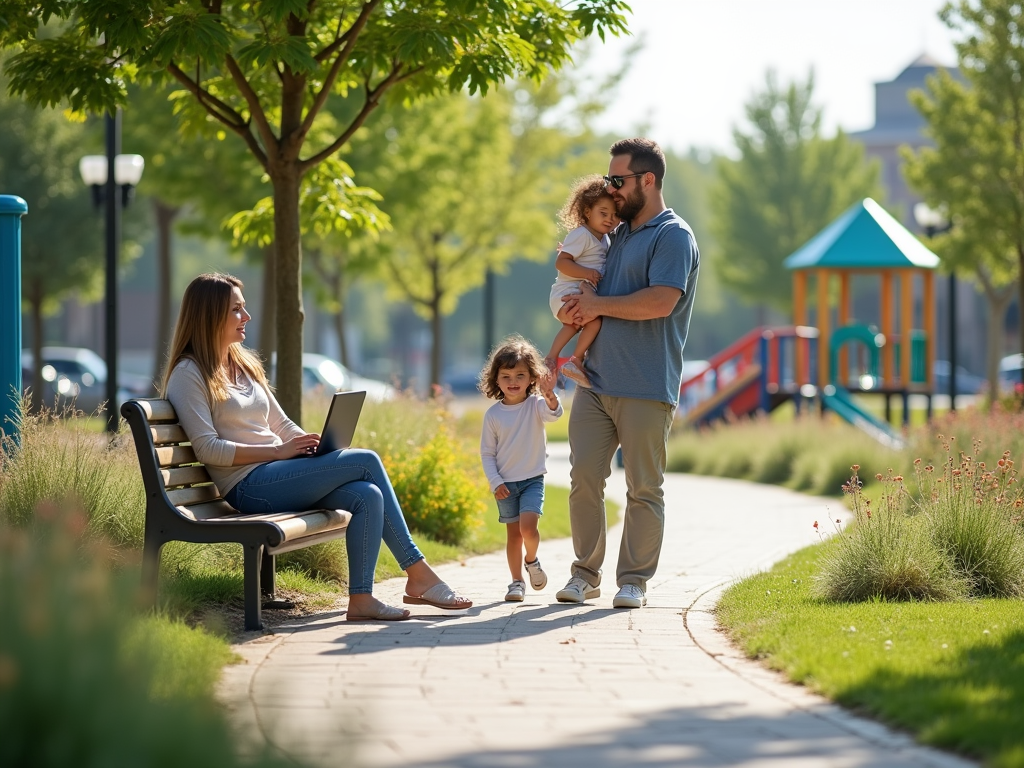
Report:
580,0,961,155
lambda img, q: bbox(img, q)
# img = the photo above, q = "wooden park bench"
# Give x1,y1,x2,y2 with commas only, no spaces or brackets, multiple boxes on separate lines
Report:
121,398,352,631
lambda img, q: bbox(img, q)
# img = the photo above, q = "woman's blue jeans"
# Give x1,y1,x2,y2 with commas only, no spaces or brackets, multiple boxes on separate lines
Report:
224,449,424,594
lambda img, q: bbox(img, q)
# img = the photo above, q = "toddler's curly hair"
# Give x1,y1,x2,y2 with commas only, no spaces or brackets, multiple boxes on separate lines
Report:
557,174,614,232
479,335,548,401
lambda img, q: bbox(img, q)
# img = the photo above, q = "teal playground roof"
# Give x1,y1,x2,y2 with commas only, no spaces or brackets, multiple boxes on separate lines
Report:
783,198,940,270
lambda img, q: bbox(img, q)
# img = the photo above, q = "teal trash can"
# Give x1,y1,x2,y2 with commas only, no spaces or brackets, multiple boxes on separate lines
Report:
0,195,28,443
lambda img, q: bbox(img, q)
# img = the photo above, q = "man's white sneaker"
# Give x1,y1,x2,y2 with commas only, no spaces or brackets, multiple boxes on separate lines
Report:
612,584,647,609
524,558,547,590
555,577,600,603
505,580,526,602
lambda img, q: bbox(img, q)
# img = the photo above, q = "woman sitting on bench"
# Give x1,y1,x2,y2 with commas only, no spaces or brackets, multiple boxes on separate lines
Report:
163,272,472,621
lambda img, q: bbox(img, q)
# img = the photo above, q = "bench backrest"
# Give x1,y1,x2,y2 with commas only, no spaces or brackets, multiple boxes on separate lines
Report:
125,399,237,521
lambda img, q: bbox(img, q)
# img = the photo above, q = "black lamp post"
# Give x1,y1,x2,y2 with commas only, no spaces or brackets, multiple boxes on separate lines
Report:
483,266,495,359
913,203,956,411
79,110,144,432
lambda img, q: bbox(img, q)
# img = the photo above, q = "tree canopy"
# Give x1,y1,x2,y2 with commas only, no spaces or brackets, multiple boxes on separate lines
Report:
1,0,630,420
711,71,880,315
0,90,102,411
903,0,1024,398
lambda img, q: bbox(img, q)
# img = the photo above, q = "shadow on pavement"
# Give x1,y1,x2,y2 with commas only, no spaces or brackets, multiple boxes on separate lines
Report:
269,601,627,655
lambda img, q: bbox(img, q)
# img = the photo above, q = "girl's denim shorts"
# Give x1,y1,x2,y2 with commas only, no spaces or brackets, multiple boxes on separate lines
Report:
496,475,545,524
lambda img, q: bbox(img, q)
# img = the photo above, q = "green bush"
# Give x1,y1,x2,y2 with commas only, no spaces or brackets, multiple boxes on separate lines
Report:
0,505,294,768
815,470,968,602
385,424,487,545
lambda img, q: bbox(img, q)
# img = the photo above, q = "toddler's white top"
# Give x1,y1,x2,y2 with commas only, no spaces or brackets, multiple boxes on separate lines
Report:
480,394,563,492
553,226,609,285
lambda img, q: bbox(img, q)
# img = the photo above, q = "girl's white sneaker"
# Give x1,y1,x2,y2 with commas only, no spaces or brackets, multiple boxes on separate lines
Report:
524,558,548,590
505,580,526,602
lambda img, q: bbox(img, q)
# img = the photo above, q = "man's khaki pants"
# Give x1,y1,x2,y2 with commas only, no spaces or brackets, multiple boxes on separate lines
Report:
567,387,675,591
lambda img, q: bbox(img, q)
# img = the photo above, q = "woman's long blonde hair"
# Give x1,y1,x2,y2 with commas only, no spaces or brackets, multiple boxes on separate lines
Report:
160,273,269,400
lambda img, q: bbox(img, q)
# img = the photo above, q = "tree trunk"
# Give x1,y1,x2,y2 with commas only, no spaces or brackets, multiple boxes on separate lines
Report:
1018,249,1024,403
152,199,180,389
430,300,442,393
429,255,442,392
259,243,277,361
271,168,304,421
332,270,350,369
30,281,44,415
977,267,1015,404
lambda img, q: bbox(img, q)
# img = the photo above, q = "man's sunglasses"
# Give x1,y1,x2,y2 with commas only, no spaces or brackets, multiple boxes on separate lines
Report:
603,172,646,189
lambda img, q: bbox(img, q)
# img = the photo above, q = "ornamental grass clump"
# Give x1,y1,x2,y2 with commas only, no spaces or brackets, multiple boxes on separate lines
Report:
917,439,1024,598
815,466,967,602
0,405,145,549
0,504,293,768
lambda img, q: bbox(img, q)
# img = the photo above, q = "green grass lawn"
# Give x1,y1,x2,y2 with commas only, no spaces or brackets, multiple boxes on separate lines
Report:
718,544,1024,767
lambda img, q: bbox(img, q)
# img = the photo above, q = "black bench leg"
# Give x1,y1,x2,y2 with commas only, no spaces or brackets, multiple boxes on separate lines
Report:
261,552,276,598
243,543,264,631
141,533,162,605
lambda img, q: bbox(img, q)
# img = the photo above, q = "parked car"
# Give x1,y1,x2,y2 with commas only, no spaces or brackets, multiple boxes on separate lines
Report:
999,353,1024,394
20,346,147,414
932,360,986,396
270,352,395,402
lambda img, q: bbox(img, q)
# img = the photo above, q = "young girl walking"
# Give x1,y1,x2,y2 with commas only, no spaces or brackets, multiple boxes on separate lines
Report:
546,175,620,388
479,335,563,602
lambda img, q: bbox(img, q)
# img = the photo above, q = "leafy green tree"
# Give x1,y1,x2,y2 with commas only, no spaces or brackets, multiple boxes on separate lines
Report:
903,0,1024,401
711,71,881,316
1,0,629,421
348,84,580,388
122,84,269,382
0,93,102,412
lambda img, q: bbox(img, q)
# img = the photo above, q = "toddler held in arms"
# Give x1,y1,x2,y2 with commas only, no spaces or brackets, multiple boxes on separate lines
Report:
479,336,562,603
546,175,620,388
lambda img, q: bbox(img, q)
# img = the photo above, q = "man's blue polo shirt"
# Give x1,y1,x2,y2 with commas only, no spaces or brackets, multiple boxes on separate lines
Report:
583,208,700,406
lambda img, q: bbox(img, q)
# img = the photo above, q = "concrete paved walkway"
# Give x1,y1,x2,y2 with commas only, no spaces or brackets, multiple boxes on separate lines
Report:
219,443,976,768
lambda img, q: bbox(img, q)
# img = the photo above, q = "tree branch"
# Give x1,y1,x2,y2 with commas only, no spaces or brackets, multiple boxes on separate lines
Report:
224,54,281,158
314,0,377,63
385,256,429,307
168,62,246,128
167,63,269,167
301,0,380,138
298,63,422,173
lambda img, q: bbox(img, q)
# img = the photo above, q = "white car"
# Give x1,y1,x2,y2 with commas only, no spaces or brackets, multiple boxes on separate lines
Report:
1000,353,1024,394
20,346,140,414
271,352,396,402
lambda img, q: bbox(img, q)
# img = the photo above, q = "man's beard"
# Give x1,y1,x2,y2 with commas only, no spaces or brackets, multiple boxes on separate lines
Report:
616,184,646,221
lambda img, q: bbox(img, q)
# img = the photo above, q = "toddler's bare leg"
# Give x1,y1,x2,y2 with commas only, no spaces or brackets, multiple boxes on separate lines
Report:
547,316,581,363
519,512,541,563
506,522,524,581
573,317,603,360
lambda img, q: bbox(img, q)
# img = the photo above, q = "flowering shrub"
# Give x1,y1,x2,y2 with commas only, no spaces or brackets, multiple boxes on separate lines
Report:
383,424,487,545
815,439,1024,602
916,438,1024,597
815,465,965,602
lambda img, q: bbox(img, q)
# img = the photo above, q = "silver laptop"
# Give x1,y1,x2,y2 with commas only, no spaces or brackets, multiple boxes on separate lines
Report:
314,390,366,455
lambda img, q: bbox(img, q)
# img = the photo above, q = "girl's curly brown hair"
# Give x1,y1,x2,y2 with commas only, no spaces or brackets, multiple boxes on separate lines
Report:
479,335,548,401
557,174,614,232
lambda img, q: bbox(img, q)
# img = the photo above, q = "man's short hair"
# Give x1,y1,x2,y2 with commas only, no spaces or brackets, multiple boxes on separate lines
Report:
610,138,666,189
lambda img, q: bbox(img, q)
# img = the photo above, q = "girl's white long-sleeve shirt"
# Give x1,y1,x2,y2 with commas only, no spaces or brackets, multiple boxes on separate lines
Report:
480,394,563,492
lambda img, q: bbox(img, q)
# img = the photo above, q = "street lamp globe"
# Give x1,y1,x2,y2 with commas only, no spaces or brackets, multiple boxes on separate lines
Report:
913,203,948,232
114,154,145,186
78,155,108,186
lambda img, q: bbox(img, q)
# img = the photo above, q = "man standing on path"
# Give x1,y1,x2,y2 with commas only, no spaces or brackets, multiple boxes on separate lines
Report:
555,138,700,609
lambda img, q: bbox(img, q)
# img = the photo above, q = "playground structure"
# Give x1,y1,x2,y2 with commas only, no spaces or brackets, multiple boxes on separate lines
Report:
680,199,940,448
